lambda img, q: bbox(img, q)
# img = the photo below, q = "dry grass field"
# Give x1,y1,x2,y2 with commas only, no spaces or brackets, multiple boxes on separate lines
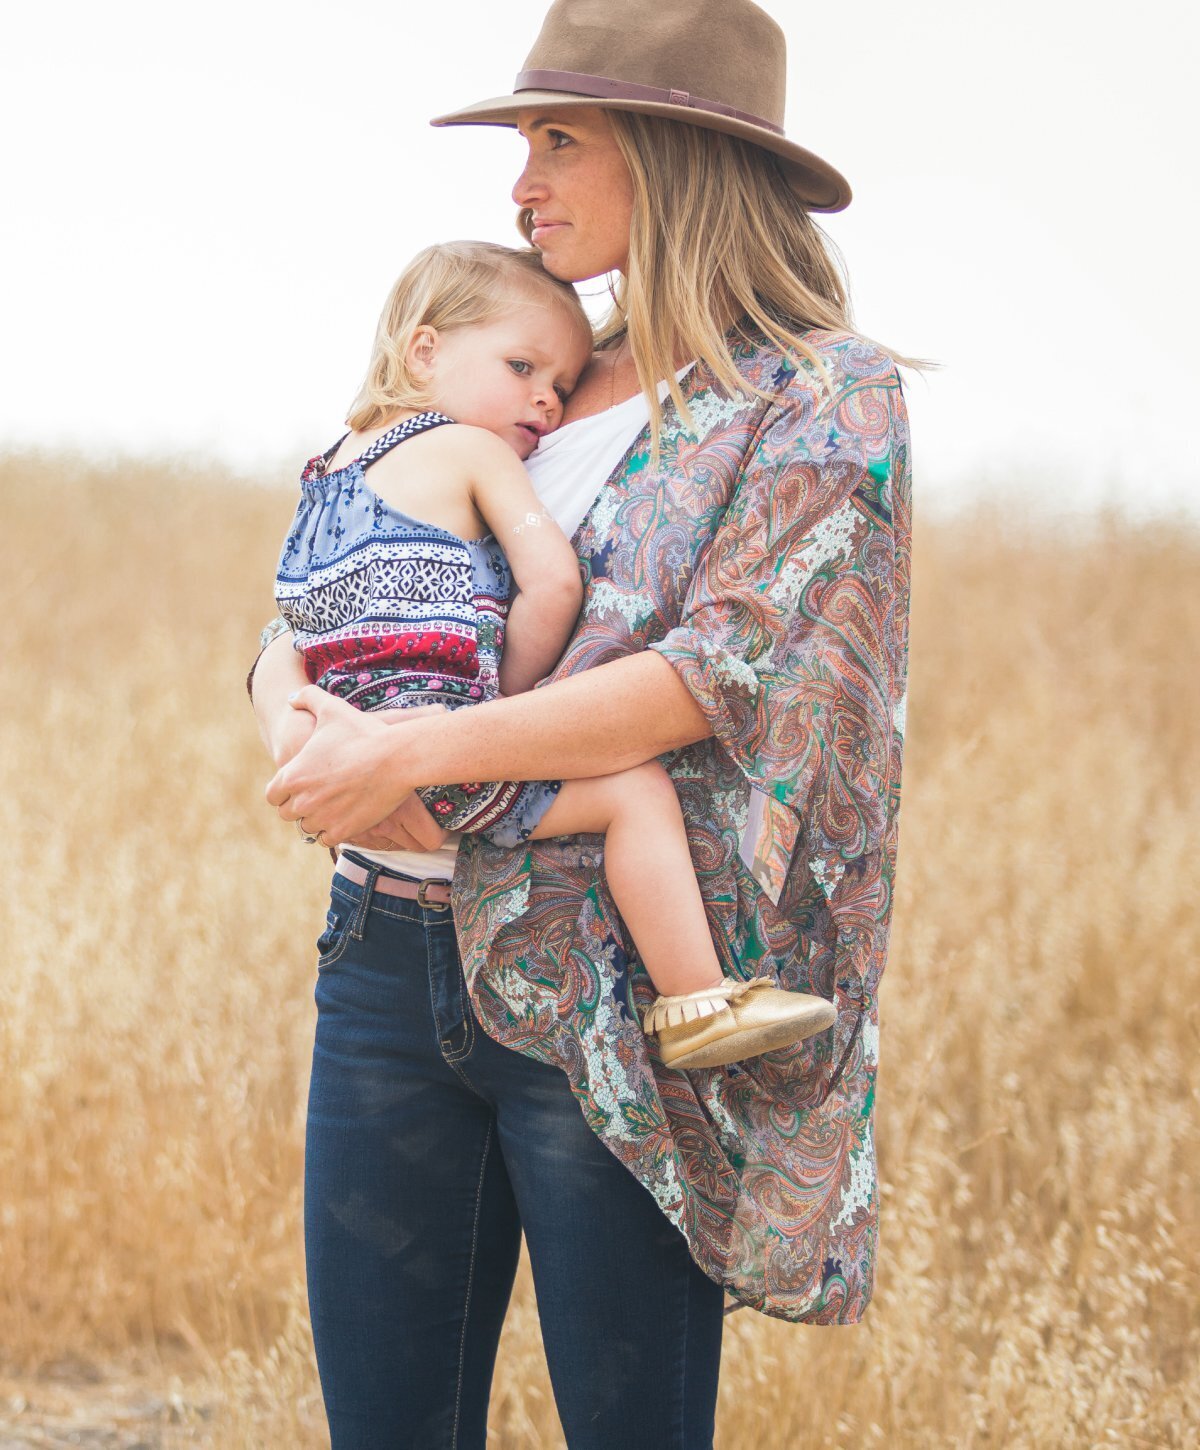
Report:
0,452,1196,1448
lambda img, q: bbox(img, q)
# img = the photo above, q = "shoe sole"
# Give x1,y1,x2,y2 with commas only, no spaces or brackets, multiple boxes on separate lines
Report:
661,998,837,1071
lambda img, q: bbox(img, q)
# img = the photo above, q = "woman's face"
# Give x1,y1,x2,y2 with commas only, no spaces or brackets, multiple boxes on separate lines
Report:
512,108,635,283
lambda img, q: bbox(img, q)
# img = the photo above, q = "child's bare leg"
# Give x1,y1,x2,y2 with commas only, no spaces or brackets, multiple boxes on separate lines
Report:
528,762,725,997
528,764,836,1070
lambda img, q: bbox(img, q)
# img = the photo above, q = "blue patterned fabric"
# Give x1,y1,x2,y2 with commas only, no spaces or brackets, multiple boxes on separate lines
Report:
275,416,561,846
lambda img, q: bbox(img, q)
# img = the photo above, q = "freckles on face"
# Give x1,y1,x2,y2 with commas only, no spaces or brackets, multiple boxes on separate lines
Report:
512,107,635,282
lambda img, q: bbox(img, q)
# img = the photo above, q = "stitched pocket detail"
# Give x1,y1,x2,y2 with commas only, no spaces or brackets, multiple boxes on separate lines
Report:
316,907,352,969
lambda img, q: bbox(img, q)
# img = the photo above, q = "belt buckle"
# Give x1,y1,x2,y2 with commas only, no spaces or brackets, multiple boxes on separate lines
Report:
416,879,449,911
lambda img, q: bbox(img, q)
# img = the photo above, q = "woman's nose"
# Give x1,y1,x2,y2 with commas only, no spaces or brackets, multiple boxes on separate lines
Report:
512,152,547,209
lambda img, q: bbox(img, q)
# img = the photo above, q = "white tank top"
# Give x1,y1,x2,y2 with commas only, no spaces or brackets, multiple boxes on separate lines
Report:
358,373,690,881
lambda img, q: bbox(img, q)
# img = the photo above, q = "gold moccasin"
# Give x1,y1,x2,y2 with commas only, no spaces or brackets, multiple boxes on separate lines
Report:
644,976,836,1071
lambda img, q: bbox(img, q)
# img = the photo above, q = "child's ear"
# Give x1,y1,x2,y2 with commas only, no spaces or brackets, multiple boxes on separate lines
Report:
406,325,439,377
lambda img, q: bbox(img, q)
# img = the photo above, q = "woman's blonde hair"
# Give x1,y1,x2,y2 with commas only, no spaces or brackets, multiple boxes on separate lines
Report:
521,112,917,453
347,241,592,431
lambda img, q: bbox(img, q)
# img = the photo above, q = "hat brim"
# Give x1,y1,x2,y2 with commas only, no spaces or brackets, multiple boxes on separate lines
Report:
431,91,852,213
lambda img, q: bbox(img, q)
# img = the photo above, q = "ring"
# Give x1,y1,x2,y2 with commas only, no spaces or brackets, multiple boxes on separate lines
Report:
296,819,320,845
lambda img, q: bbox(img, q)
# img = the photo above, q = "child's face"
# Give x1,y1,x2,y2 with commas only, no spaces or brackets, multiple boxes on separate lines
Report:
422,301,593,460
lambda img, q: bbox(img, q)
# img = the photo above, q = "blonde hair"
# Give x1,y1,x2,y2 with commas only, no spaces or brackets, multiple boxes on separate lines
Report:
521,112,918,455
347,241,592,431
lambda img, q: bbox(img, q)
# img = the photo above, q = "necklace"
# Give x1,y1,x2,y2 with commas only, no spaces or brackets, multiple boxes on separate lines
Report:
608,341,626,411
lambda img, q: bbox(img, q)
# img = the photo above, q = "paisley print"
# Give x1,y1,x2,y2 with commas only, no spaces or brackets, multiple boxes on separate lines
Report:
448,327,910,1324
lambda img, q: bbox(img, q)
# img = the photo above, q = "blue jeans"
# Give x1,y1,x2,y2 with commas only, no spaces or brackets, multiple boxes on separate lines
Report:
304,860,724,1450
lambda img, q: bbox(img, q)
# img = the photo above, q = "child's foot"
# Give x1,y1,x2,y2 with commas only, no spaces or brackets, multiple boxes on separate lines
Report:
642,977,836,1070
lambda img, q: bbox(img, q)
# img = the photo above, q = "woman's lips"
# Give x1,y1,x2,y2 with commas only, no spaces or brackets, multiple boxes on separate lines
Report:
530,221,567,242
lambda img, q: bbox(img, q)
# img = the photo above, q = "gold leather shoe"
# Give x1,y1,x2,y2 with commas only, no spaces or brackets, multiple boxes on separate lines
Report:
643,976,836,1070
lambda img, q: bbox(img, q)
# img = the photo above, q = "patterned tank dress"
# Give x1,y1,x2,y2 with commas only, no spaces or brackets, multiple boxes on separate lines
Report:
273,411,560,847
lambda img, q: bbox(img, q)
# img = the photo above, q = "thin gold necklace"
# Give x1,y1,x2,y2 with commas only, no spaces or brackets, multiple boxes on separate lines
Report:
608,345,620,410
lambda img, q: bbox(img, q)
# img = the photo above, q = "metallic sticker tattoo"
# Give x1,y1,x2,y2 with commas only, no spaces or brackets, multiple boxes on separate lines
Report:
512,511,548,536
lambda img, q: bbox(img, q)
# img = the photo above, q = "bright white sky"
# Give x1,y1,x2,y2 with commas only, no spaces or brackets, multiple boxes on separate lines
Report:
3,0,1197,520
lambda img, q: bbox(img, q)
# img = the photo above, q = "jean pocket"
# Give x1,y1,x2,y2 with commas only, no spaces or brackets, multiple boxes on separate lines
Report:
316,906,351,969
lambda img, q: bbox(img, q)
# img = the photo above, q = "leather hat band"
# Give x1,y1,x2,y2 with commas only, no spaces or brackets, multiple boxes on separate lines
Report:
514,69,785,137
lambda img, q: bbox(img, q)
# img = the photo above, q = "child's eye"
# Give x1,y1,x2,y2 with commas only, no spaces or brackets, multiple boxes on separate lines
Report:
554,385,569,403
508,359,533,376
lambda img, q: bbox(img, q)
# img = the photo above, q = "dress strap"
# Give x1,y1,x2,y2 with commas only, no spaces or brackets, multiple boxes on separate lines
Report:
358,411,456,471
318,432,350,470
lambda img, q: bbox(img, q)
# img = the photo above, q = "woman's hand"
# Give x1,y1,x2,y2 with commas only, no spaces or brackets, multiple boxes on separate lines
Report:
269,653,712,848
341,706,451,852
342,794,450,854
265,689,442,846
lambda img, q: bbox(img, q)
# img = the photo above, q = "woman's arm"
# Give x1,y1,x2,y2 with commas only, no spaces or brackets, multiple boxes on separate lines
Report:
267,350,908,848
266,650,712,842
251,629,451,851
251,631,311,761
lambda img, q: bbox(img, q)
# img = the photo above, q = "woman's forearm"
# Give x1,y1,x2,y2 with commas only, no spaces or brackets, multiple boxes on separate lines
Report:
411,650,711,788
266,649,713,842
251,632,309,756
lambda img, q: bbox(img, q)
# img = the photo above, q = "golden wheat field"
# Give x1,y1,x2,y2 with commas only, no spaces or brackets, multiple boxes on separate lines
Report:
0,451,1196,1449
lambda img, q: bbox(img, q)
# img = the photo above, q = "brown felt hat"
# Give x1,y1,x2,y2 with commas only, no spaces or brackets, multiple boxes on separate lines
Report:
431,0,852,213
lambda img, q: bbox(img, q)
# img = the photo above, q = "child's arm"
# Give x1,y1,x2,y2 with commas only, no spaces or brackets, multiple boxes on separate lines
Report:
460,430,584,696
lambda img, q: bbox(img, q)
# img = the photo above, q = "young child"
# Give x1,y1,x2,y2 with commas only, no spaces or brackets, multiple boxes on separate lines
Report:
274,241,835,1070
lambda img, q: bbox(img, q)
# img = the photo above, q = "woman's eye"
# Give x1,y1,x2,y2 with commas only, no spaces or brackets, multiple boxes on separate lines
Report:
508,359,532,376
548,129,573,150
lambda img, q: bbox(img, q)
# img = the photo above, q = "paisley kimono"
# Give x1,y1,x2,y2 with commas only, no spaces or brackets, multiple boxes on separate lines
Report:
452,327,912,1324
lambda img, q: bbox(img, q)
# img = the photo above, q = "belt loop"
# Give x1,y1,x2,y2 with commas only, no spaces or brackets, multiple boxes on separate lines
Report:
349,859,381,941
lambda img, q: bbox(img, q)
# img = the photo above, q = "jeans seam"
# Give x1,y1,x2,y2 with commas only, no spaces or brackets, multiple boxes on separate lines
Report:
451,1117,493,1450
426,915,475,1075
441,932,474,1065
673,1244,690,1449
315,930,353,969
450,949,475,1060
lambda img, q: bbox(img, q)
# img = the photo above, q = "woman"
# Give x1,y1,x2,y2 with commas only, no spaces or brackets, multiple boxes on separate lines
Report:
253,1,912,1444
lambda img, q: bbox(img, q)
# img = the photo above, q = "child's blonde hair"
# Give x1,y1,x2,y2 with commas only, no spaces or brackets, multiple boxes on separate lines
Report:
347,241,593,431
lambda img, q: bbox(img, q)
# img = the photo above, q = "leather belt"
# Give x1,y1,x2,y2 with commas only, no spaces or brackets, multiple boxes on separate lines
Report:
334,855,453,909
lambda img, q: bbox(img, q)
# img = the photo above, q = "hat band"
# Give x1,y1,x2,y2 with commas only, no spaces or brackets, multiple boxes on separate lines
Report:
514,69,785,137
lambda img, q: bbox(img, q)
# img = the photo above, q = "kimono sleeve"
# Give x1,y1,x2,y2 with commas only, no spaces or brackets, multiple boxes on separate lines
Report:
648,366,905,868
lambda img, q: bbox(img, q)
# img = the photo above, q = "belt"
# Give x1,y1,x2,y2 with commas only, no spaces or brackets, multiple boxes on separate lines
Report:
334,855,453,909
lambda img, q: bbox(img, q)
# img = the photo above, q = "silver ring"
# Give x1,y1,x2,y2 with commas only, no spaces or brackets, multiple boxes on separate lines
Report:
296,818,320,845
